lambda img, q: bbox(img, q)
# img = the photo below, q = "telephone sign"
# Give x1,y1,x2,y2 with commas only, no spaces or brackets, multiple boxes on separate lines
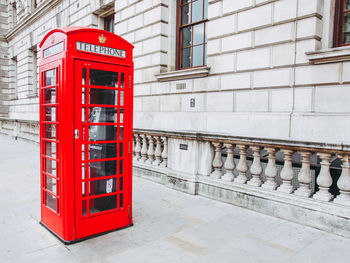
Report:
39,27,134,243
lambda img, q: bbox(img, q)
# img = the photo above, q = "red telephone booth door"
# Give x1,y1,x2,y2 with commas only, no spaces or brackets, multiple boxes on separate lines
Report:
74,60,132,239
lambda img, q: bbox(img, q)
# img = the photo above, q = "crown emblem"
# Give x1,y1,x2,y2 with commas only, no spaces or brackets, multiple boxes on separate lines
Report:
98,34,106,44
51,36,55,44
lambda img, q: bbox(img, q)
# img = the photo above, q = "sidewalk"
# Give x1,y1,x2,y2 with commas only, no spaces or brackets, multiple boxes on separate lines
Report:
1,135,350,263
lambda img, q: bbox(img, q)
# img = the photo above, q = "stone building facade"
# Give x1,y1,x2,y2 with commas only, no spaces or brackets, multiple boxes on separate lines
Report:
1,0,350,237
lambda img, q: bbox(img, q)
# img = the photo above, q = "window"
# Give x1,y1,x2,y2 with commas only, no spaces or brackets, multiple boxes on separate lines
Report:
177,0,208,69
28,46,38,97
104,14,114,33
334,0,350,46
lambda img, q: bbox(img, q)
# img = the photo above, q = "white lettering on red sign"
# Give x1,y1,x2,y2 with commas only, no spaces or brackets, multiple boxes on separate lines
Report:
76,41,126,58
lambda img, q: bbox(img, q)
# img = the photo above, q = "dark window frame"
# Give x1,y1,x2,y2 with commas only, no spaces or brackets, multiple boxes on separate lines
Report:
176,0,208,70
334,0,350,47
104,13,115,33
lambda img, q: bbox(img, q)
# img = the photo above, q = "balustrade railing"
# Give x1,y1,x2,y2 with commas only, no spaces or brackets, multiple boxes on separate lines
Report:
133,129,350,207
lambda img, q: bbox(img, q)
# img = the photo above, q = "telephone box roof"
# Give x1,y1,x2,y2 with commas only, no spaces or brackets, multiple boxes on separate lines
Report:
39,26,134,49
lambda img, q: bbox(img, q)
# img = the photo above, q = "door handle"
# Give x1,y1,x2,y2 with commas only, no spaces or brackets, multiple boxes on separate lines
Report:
74,129,79,139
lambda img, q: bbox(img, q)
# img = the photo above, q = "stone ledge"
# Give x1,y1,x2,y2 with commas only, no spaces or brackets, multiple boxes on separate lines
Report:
306,46,350,64
154,66,210,82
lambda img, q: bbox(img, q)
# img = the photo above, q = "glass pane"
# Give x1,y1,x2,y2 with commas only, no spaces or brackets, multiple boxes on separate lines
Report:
82,107,86,123
45,141,57,158
82,87,86,104
44,124,57,139
204,0,208,19
82,163,86,179
89,195,117,214
89,143,117,160
90,69,118,87
119,108,124,123
45,69,56,86
181,47,191,68
193,45,204,67
204,43,207,65
89,125,117,141
82,144,86,161
181,4,191,25
88,178,117,196
82,68,87,85
46,192,57,212
193,23,204,45
119,125,124,140
343,13,350,44
89,160,117,178
90,88,118,105
182,27,192,47
346,0,350,10
45,158,57,176
44,88,56,104
46,176,57,194
119,193,123,208
121,73,125,89
82,200,87,215
44,106,57,122
181,0,190,4
89,107,118,123
119,142,123,157
119,177,123,191
120,91,124,106
119,159,123,174
192,0,204,23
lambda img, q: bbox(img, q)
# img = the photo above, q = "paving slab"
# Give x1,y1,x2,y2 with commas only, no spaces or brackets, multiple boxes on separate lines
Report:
1,135,350,263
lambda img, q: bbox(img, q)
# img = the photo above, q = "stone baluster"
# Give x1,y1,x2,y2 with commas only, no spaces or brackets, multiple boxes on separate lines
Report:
132,134,136,157
210,142,223,179
134,133,142,161
294,151,313,197
140,134,148,163
222,143,235,181
247,146,263,187
153,136,162,166
235,145,248,184
334,154,350,205
160,136,168,167
146,135,155,164
277,149,295,193
313,153,334,201
261,148,278,190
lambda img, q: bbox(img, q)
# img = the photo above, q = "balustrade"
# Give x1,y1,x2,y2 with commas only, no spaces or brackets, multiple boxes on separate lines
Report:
132,132,168,168
133,130,350,207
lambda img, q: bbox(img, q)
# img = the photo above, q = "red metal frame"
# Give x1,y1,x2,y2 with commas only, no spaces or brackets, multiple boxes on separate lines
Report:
39,27,134,243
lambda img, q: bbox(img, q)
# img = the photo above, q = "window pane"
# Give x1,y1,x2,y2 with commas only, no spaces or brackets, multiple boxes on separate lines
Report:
181,4,191,25
45,69,56,86
45,141,57,159
346,0,350,10
119,193,124,208
182,27,192,47
89,195,117,214
181,0,190,4
181,47,191,68
89,143,117,160
89,178,117,196
82,68,87,85
90,88,118,105
44,88,56,104
89,160,117,178
119,108,124,123
46,192,57,212
192,0,204,23
44,106,57,122
90,69,118,87
44,124,57,139
193,23,204,45
45,158,57,176
119,125,124,140
119,177,123,191
119,159,124,174
193,45,204,67
89,125,117,141
204,43,207,65
204,0,208,19
343,13,350,44
89,107,118,123
46,176,57,194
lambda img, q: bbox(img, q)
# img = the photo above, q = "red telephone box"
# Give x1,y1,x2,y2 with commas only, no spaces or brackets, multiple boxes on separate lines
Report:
39,27,134,243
